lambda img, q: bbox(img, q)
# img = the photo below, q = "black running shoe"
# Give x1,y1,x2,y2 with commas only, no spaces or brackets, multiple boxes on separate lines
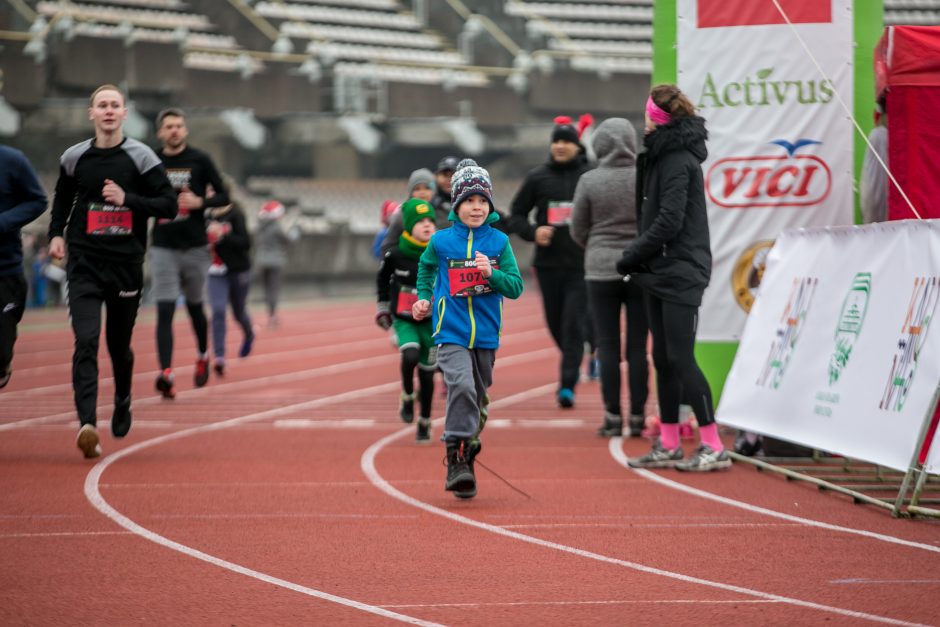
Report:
445,441,475,497
399,393,415,423
628,414,645,438
455,439,482,499
155,369,175,399
111,396,132,438
597,412,622,437
416,418,431,443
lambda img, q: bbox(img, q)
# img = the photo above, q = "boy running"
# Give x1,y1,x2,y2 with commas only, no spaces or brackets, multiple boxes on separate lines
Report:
49,84,176,458
376,198,437,441
413,159,524,498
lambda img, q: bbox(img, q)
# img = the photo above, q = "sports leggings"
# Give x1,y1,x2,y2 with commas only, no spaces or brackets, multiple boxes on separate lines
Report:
645,293,715,426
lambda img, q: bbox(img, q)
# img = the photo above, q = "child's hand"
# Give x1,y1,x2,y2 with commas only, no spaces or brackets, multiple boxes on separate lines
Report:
475,251,492,278
412,299,431,321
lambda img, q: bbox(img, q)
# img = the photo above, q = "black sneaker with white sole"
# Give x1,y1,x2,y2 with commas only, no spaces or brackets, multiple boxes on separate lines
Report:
597,412,622,437
675,445,732,472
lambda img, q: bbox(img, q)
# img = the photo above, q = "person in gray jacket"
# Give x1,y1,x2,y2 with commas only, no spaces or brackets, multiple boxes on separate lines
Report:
570,118,649,438
254,200,295,328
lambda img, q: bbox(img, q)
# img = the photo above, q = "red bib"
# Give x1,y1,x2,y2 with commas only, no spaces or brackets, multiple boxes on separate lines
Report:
448,258,499,297
86,203,132,236
547,201,573,226
397,287,418,316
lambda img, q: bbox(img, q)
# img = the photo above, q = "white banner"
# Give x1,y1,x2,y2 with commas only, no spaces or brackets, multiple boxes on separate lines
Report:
718,220,940,472
677,0,856,340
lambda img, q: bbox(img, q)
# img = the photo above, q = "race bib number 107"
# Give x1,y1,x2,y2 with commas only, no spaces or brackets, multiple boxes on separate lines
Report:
448,258,499,297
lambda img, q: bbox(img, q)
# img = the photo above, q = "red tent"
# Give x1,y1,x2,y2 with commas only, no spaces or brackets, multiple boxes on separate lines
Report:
875,25,940,221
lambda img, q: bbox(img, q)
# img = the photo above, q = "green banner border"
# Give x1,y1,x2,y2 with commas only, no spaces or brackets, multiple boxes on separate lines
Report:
652,0,883,403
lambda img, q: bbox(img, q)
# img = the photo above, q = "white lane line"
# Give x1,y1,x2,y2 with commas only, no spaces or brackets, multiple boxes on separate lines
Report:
83,345,555,625
1,327,551,432
608,438,940,555
84,380,441,627
0,531,133,539
381,599,782,609
146,513,419,521
499,523,802,529
362,389,931,627
831,579,940,585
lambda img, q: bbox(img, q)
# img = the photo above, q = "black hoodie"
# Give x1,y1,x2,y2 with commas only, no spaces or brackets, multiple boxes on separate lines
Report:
507,154,592,271
619,116,712,307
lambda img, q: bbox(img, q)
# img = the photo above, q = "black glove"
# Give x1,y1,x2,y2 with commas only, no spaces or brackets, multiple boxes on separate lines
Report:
616,254,639,276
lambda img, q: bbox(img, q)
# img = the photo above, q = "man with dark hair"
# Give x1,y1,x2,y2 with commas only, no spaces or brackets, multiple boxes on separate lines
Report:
151,107,229,398
49,84,176,458
0,145,47,389
432,155,458,216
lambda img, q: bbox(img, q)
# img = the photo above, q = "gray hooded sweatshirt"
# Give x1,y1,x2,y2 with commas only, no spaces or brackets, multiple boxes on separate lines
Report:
570,117,638,281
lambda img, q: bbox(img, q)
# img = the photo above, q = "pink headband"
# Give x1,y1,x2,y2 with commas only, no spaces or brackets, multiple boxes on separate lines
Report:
646,96,672,126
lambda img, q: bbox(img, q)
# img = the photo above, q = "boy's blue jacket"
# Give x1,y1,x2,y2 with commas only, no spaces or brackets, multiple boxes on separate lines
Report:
416,210,523,349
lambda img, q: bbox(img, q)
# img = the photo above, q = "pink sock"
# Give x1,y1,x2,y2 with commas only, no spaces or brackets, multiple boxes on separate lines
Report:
698,424,724,451
660,423,680,451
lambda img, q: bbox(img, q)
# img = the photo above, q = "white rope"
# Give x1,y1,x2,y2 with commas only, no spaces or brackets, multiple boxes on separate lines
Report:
770,0,922,220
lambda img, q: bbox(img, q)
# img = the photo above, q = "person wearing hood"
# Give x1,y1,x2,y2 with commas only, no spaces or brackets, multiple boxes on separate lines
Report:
380,167,445,257
616,84,730,473
507,114,594,409
570,118,650,440
413,159,524,499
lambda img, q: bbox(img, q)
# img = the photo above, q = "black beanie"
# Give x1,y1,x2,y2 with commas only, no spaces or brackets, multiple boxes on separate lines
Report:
551,123,581,145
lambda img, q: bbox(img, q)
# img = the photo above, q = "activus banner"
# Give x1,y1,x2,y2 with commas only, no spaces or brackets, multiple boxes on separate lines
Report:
677,0,856,340
718,220,940,472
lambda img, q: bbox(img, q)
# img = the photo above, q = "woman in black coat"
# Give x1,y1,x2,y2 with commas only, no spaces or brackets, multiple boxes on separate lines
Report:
616,84,730,472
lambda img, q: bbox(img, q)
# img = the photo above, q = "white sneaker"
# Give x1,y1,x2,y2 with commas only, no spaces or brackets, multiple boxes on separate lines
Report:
675,445,732,472
628,441,684,468
76,424,102,459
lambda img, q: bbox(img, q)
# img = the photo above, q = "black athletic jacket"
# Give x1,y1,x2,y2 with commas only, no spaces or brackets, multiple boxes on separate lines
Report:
49,137,176,265
154,145,229,249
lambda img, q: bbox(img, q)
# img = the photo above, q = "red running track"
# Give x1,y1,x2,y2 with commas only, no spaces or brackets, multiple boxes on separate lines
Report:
1,293,939,625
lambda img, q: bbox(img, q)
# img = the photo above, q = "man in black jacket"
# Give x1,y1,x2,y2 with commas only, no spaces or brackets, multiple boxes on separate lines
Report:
49,84,177,458
507,118,592,408
0,145,47,389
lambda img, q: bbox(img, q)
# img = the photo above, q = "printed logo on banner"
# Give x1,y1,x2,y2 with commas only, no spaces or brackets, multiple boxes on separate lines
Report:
880,277,939,412
697,0,832,28
829,273,872,385
706,139,831,209
731,240,775,312
756,276,818,389
815,273,872,417
698,68,835,110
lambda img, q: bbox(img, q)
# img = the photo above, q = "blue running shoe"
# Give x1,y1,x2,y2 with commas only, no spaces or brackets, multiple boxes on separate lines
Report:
557,387,575,409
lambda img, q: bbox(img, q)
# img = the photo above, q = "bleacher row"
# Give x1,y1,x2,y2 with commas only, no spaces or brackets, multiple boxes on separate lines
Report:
17,0,939,86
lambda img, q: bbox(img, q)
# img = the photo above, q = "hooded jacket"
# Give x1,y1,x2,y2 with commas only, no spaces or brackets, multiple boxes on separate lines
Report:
506,153,592,271
618,115,711,307
570,118,638,281
416,209,524,350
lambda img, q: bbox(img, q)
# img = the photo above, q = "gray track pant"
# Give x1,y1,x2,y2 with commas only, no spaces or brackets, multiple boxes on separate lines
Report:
437,343,495,441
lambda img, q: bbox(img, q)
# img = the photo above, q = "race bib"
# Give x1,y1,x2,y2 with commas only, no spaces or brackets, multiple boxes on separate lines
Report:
547,201,573,226
86,203,132,236
397,287,418,316
448,258,499,297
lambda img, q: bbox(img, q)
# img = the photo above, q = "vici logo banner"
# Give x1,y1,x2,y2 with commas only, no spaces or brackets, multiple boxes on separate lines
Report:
677,0,855,340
